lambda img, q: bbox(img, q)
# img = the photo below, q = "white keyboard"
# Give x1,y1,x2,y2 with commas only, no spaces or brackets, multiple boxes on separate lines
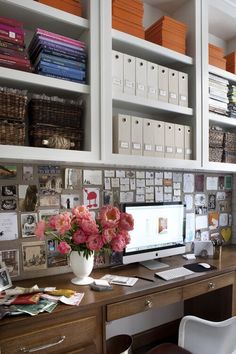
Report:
155,266,194,281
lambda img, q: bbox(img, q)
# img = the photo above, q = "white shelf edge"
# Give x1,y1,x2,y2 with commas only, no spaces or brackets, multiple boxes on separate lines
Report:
209,112,236,127
113,92,193,116
0,67,90,95
3,0,89,29
112,29,193,65
209,65,236,83
204,161,236,172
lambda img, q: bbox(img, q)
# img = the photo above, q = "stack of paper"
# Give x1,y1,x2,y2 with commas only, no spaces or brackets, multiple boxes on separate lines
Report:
209,44,226,70
145,16,187,55
224,51,236,74
209,73,229,116
0,17,31,72
228,85,236,118
112,0,144,39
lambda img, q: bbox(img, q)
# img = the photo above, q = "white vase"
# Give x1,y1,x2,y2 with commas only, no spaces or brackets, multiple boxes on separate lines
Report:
70,251,94,285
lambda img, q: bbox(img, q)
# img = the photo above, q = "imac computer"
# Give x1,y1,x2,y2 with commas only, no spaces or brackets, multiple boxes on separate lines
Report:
122,202,185,270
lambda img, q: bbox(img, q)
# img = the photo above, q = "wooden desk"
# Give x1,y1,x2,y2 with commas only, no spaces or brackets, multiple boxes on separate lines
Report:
1,246,236,354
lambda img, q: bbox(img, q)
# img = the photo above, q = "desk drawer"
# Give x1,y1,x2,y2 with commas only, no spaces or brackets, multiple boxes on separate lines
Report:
183,272,235,300
0,316,97,354
107,287,182,321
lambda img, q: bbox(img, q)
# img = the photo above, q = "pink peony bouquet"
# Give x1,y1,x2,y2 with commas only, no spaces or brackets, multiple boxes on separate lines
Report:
35,205,134,259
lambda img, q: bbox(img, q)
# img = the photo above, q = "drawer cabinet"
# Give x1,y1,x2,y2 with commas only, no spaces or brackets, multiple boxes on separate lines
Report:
0,316,97,354
183,272,235,300
107,287,182,321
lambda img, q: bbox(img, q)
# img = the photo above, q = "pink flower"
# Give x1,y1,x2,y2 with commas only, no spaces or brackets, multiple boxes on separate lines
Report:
35,220,46,240
111,230,130,252
119,212,134,231
86,234,104,252
98,205,120,229
72,205,91,220
72,229,87,244
48,215,57,229
80,218,99,234
57,241,71,254
102,228,116,244
54,213,71,235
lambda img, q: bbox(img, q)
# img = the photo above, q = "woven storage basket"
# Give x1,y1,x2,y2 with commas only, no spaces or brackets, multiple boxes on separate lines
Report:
209,128,224,147
223,150,236,164
0,88,27,121
29,124,83,150
209,147,223,162
29,98,83,128
0,121,25,145
224,132,236,151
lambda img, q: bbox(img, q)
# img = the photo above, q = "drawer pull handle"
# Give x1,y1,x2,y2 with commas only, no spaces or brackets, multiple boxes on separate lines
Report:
145,299,153,309
20,336,66,352
208,282,216,289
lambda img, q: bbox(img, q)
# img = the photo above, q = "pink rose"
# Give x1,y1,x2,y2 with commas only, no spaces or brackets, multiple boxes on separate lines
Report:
54,213,71,235
72,229,87,244
80,217,98,234
98,205,120,229
119,212,134,231
86,234,104,252
72,205,91,220
35,220,46,240
57,241,71,254
102,228,116,244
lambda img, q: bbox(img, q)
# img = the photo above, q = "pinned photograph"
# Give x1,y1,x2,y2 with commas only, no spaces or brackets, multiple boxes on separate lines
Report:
47,239,67,268
0,212,18,241
1,198,17,211
0,249,19,277
38,209,59,222
65,168,82,189
60,194,80,209
1,185,16,197
19,185,38,212
208,194,216,210
83,170,102,185
21,213,38,237
0,165,17,179
23,166,34,182
208,212,219,230
0,267,12,291
22,241,46,271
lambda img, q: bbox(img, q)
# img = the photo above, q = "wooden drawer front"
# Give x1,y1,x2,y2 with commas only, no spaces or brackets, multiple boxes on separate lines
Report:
0,316,97,354
107,287,182,321
183,272,235,300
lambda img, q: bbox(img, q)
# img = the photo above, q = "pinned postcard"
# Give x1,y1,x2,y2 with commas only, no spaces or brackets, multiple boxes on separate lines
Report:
23,166,34,182
120,191,133,203
19,185,38,211
208,212,219,230
22,241,46,271
195,215,208,230
184,194,193,210
225,175,232,189
21,213,38,237
103,191,113,205
219,213,228,227
195,174,204,192
38,209,59,222
0,249,19,277
83,188,100,209
206,176,218,190
65,168,82,189
1,185,16,197
60,194,80,209
185,213,195,242
0,212,18,240
0,165,17,179
83,170,102,185
183,174,194,193
104,170,115,178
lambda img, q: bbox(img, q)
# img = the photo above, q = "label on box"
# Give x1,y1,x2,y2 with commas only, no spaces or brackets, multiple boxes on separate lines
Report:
180,95,187,101
144,144,152,151
113,77,122,86
176,148,183,153
133,143,141,150
159,89,167,96
137,83,145,91
166,146,173,153
156,145,163,152
186,148,192,154
120,141,129,149
148,87,156,94
125,80,134,88
170,92,177,99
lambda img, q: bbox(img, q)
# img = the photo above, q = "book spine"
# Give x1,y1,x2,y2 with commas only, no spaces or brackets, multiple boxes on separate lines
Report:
0,16,23,28
37,60,85,75
0,33,24,45
36,28,86,48
0,53,30,65
39,53,86,69
0,39,25,52
41,47,85,62
0,23,24,35
0,59,31,71
0,46,28,59
37,62,86,81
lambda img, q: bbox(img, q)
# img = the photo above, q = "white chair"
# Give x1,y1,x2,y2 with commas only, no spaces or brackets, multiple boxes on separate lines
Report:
178,315,236,354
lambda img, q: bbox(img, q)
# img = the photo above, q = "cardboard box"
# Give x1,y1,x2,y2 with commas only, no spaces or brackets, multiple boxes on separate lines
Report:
37,0,82,16
112,16,144,39
224,51,236,74
209,56,226,70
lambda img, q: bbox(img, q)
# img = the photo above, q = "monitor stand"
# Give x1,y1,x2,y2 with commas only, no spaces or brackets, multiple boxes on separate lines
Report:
140,259,169,271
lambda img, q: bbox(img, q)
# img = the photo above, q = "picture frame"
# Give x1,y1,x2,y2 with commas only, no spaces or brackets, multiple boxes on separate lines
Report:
0,267,12,291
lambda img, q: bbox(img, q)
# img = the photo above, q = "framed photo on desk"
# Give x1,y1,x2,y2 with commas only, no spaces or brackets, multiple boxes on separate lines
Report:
0,267,12,291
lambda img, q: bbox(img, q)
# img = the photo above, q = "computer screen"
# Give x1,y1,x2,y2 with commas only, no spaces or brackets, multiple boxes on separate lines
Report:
122,202,185,268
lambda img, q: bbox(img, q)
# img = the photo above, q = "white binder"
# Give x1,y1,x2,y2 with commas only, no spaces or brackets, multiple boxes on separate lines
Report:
123,54,135,95
174,124,184,159
154,120,165,158
164,122,175,158
147,62,158,100
158,65,168,102
179,71,188,107
143,118,155,156
112,50,123,94
184,125,192,160
113,114,131,155
135,58,147,97
169,69,179,105
131,116,143,156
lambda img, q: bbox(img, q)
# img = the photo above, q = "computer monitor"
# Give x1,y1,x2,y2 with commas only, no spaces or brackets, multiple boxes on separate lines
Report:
122,202,185,270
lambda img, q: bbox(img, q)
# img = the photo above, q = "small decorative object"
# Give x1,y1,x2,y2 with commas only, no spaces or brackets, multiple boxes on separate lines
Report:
35,205,134,285
0,267,12,291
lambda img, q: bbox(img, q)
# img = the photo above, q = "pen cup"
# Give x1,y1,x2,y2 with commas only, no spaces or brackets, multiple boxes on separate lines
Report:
213,245,222,260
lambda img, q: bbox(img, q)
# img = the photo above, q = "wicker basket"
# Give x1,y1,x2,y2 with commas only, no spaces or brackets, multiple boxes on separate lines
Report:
29,124,83,150
29,98,83,128
209,128,224,147
0,121,25,145
224,132,236,151
0,88,27,121
209,147,223,162
223,150,236,164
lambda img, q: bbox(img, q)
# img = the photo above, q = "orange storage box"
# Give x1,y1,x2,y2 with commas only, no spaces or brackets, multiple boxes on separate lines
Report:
224,52,236,74
36,0,82,17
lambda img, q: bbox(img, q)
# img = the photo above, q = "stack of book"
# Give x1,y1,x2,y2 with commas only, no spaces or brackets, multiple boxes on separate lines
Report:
35,0,82,17
209,44,226,70
228,85,236,118
28,28,86,84
209,73,229,116
145,16,187,54
224,51,236,74
112,0,144,39
0,17,31,72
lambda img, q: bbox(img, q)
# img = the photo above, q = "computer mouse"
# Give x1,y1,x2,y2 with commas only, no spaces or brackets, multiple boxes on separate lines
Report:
198,262,211,269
